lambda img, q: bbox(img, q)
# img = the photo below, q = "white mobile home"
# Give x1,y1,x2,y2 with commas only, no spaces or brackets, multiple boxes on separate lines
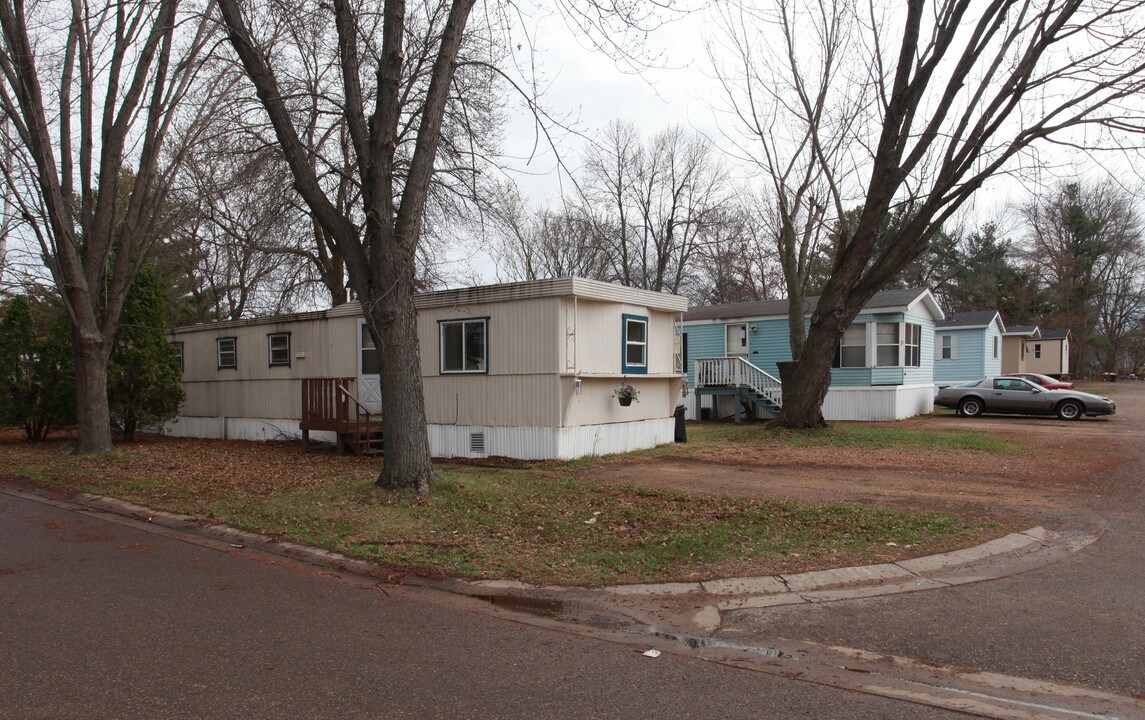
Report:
167,278,688,460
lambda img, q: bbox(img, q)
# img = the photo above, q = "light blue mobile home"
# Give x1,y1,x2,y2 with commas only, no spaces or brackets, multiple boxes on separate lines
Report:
682,288,943,421
933,310,1006,387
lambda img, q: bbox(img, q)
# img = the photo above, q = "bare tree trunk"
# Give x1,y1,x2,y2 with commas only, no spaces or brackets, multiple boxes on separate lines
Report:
72,329,112,453
368,254,432,494
778,275,873,428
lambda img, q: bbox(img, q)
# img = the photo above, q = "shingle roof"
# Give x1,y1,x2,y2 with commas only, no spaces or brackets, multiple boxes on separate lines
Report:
1003,324,1039,336
683,288,932,322
935,310,1000,329
1040,327,1071,340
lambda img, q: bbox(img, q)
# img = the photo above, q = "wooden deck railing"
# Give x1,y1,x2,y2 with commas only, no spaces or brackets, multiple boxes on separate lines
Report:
301,378,381,454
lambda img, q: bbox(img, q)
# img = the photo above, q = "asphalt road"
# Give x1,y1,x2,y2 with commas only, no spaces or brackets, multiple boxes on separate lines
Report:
1,485,966,719
4,385,1143,718
721,382,1145,702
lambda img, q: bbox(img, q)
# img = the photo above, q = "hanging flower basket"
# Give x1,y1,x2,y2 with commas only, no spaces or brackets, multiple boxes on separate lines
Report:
615,384,639,406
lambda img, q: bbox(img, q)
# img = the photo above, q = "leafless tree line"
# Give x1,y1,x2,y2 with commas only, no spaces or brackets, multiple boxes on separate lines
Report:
5,0,1145,486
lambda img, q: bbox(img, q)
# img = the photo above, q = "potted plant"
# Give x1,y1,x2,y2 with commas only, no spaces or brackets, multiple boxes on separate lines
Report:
614,384,640,406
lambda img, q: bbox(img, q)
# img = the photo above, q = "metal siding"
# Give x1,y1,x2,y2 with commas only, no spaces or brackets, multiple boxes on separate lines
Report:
557,419,675,459
871,367,905,385
984,322,1003,377
829,368,873,387
425,418,674,460
171,314,357,383
683,324,726,384
418,296,560,377
1002,336,1026,373
563,376,680,427
422,374,561,427
822,384,934,421
1026,339,1067,375
573,300,679,376
572,300,624,374
902,310,935,385
748,318,796,375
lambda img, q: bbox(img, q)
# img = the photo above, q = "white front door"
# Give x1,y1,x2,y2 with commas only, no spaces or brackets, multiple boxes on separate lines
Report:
726,323,749,358
358,320,382,413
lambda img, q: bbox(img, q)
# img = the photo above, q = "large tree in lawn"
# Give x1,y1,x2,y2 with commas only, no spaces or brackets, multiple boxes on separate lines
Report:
767,0,1145,428
216,0,669,494
216,0,481,495
0,0,215,452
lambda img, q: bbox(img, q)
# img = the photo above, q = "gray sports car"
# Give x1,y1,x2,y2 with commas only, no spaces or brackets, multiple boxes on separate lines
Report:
934,376,1116,420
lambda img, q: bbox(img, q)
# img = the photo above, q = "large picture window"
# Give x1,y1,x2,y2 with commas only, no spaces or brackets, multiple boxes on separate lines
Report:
834,324,866,368
268,332,291,367
440,318,488,373
622,314,648,373
217,337,236,370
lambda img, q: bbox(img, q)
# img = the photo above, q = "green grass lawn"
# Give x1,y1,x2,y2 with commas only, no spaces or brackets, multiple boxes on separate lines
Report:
654,420,1012,453
2,424,1013,587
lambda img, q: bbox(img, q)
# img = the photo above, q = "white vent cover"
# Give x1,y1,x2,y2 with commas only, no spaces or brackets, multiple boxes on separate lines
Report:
469,432,485,455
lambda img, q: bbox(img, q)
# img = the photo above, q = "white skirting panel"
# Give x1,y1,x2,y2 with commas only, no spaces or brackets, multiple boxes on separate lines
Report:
164,416,336,444
822,384,935,421
428,418,674,461
167,415,674,460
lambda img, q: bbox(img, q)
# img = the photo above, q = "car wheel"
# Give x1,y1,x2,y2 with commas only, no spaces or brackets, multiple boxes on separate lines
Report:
1056,400,1083,420
958,397,983,418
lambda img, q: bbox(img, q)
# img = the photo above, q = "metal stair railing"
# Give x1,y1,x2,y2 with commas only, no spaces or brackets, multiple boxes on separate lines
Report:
695,357,783,408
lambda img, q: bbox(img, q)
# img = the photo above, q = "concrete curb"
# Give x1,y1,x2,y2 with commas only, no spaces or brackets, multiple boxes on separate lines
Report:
10,485,1099,635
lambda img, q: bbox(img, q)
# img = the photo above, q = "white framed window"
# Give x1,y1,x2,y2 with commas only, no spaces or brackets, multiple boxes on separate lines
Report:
904,323,921,367
217,337,237,370
993,336,999,359
440,318,488,373
622,314,648,373
268,332,291,367
835,324,866,368
941,335,952,360
360,323,379,375
171,341,184,371
876,322,900,367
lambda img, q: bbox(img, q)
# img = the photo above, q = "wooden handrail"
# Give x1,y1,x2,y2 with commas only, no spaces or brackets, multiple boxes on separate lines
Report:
337,382,374,421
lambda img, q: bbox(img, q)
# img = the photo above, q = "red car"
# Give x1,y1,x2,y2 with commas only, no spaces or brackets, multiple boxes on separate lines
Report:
1002,372,1074,390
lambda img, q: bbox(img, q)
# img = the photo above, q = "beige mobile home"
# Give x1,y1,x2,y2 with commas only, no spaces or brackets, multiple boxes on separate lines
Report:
167,278,688,460
1025,328,1071,378
1001,325,1040,374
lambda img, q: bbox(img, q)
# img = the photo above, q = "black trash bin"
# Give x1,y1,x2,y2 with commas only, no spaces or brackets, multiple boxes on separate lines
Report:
674,404,687,443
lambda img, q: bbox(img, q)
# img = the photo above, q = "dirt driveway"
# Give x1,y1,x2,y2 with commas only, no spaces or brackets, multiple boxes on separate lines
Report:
579,382,1140,529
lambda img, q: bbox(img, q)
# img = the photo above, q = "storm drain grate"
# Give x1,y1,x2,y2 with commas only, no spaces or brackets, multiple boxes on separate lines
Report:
469,432,485,455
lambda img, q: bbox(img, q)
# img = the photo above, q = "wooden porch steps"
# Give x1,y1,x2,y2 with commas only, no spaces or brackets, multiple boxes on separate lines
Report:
300,378,384,456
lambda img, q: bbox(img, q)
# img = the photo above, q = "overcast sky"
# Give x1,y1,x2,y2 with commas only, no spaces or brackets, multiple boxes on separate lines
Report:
437,5,724,285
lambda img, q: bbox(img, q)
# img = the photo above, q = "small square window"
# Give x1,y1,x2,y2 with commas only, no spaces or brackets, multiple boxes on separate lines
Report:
171,341,184,371
622,314,648,374
217,337,237,370
268,332,291,367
